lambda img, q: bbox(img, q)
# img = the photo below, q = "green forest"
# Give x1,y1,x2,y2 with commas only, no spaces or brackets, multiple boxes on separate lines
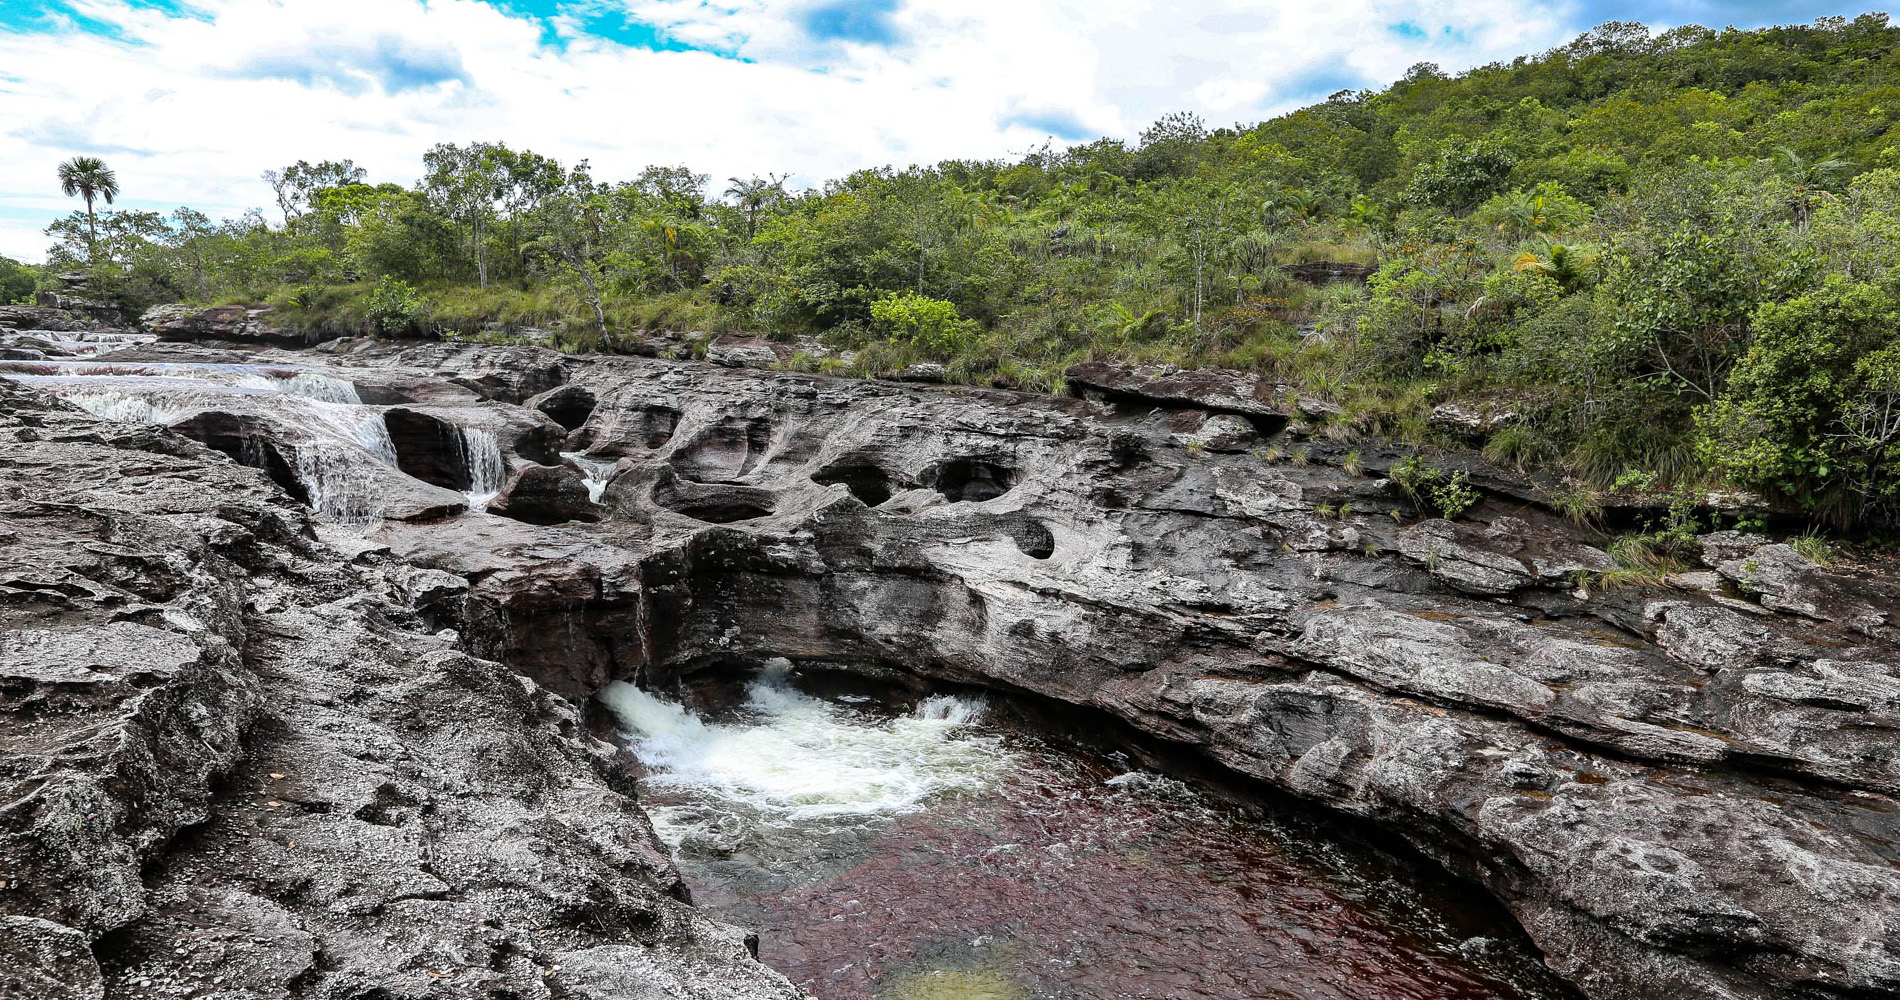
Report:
10,13,1900,532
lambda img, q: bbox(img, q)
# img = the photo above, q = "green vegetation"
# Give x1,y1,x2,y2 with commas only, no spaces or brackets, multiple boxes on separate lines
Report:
26,14,1900,529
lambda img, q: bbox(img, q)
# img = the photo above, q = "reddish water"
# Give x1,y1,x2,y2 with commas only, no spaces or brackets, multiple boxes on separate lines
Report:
633,705,1577,1000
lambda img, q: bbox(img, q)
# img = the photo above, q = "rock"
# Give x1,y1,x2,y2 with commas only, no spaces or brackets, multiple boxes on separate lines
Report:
8,343,1900,1000
1430,401,1518,435
1065,361,1289,422
141,303,303,345
1170,412,1258,452
1396,516,1612,595
0,304,90,332
0,380,801,999
892,362,948,382
1698,530,1772,567
0,917,104,1000
707,334,790,368
488,463,602,525
1715,543,1899,627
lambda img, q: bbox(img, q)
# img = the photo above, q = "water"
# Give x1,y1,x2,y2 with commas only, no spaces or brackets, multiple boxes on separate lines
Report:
453,426,506,510
4,364,396,524
563,451,621,504
601,670,1577,1000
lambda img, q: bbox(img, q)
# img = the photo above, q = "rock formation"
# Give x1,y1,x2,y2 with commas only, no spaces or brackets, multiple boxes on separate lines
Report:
4,318,1897,1000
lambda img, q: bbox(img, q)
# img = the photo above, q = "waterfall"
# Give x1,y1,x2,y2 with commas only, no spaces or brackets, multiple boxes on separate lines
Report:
562,451,619,504
597,665,1008,843
454,426,506,511
64,390,187,424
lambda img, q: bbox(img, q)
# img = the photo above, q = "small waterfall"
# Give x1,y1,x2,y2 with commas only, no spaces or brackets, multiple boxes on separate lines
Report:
64,390,186,424
562,451,619,504
236,371,362,404
453,426,506,511
597,667,1007,844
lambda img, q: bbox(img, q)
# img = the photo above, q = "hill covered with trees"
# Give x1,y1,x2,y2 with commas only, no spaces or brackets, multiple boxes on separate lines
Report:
10,12,1900,530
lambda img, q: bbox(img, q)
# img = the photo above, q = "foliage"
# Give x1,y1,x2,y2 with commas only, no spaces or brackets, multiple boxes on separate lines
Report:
32,13,1900,531
363,276,431,336
1702,276,1900,523
870,291,974,359
0,255,37,304
1391,455,1482,519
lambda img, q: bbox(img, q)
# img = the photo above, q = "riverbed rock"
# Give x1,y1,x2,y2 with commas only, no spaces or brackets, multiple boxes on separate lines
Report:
488,462,602,525
1065,360,1290,421
0,380,804,1000
141,303,300,345
6,344,1900,1000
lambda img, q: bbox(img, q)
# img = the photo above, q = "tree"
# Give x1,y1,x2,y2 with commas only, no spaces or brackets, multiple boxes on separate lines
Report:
1703,278,1900,522
57,156,119,264
423,143,509,287
262,159,367,222
0,255,36,304
725,174,787,240
527,163,611,335
1405,141,1517,215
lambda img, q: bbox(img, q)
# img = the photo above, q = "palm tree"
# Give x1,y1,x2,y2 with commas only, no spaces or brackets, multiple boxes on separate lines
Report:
723,173,785,240
1514,239,1601,294
1765,147,1853,224
58,156,119,264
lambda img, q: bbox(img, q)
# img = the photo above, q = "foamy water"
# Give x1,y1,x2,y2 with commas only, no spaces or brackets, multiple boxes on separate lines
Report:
599,667,1008,849
562,451,620,504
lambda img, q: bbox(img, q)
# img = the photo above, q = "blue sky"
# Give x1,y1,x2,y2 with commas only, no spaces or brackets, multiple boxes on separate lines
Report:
0,0,1889,260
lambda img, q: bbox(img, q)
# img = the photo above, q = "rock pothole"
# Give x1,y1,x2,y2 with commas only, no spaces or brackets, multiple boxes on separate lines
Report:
923,458,1017,502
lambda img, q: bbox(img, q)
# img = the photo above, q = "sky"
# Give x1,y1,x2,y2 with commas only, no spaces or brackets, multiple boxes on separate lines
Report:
0,0,1888,261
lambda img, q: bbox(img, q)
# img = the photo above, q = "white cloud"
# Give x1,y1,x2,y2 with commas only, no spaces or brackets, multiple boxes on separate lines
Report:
0,0,1587,261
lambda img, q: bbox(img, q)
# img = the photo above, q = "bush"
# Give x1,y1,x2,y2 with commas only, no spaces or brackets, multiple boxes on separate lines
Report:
363,276,431,336
0,255,37,304
1701,277,1900,524
1392,455,1481,519
870,291,974,360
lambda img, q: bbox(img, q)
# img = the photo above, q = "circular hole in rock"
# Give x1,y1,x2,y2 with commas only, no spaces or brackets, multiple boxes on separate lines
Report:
534,385,597,431
1011,520,1055,559
813,462,900,507
924,458,1018,502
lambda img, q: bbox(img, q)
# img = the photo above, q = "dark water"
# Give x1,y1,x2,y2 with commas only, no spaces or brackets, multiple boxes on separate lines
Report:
601,673,1577,1000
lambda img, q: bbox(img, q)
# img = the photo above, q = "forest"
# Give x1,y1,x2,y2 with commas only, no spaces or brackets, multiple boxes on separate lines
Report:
9,13,1900,533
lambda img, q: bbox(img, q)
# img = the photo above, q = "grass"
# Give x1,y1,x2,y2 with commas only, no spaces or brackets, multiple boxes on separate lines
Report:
1790,529,1836,565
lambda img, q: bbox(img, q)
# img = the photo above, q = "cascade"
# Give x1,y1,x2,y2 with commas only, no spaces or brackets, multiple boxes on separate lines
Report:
562,451,619,503
453,426,507,510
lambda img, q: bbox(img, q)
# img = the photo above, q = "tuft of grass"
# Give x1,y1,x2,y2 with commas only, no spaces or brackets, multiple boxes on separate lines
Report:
1790,530,1836,565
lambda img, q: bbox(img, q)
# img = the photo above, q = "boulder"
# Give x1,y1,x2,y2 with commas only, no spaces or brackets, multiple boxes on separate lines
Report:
487,463,601,525
706,334,790,368
1066,361,1289,422
141,303,302,344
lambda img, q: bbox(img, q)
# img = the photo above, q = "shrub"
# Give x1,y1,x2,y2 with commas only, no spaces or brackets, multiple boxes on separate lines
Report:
1392,455,1481,519
363,276,431,336
870,291,974,360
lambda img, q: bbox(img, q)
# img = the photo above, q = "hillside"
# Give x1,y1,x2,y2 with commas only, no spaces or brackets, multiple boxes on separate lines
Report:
12,11,1900,529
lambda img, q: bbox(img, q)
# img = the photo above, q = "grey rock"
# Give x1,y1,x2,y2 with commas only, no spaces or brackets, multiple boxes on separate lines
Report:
9,342,1900,1000
0,917,104,1000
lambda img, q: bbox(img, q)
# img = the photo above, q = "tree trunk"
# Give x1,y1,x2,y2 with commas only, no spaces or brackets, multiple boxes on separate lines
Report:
475,214,489,288
85,197,97,265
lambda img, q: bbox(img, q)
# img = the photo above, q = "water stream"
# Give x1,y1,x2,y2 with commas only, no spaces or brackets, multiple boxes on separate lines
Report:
601,667,1577,1000
563,451,621,504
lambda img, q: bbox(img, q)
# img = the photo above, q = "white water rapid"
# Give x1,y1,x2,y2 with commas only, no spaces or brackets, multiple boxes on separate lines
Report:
598,665,1010,853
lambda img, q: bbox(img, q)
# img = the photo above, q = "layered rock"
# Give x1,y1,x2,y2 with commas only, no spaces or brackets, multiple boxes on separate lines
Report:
5,337,1898,1000
0,381,801,999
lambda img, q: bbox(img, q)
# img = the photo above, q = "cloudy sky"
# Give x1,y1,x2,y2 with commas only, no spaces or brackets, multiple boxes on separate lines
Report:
0,0,1885,260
